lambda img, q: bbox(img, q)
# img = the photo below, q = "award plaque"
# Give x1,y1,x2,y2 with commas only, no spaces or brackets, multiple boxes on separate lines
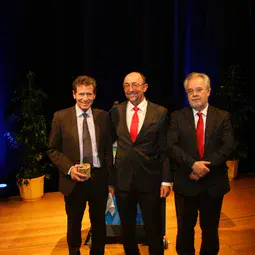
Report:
77,163,91,178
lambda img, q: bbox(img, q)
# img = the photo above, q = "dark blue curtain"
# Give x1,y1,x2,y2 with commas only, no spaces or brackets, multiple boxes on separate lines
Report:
1,0,253,194
0,2,24,182
173,0,227,109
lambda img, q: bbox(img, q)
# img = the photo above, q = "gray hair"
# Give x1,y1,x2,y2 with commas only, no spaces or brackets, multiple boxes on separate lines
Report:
184,72,211,91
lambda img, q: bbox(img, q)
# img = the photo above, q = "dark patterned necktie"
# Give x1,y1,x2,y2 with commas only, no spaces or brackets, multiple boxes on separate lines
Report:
83,113,93,165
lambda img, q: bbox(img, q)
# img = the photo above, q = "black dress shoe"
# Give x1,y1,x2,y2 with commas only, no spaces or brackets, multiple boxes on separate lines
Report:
69,249,80,255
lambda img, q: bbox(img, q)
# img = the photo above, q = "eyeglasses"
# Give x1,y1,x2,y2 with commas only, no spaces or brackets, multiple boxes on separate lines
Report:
123,82,145,90
186,88,207,95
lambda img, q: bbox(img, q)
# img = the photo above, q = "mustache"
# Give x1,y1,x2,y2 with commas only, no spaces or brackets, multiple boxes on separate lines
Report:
126,91,138,95
79,99,91,103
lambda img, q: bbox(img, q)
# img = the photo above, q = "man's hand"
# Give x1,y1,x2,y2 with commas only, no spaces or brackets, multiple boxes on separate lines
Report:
108,186,115,197
70,164,88,182
192,161,211,178
160,185,171,198
189,171,201,181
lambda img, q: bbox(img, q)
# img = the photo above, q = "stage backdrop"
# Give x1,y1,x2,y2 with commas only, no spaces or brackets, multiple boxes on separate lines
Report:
1,0,253,195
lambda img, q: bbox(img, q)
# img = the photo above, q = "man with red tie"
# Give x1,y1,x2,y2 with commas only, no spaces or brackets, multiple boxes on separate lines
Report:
167,72,236,255
110,72,171,255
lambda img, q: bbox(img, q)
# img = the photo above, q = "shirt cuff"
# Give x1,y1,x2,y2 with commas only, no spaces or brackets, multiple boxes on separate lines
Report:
161,182,171,186
67,166,75,175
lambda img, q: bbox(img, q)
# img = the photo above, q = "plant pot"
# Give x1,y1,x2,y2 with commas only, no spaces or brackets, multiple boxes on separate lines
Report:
226,160,239,181
17,175,45,201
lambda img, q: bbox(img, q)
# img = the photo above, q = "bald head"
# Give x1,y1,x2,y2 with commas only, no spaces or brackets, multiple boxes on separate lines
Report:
124,72,146,83
123,72,148,106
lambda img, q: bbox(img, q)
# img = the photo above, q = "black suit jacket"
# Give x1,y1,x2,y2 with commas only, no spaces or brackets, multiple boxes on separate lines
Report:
48,106,113,196
168,106,236,197
110,101,170,193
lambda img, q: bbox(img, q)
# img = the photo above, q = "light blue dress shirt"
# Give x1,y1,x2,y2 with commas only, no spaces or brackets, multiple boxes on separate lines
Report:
76,104,100,167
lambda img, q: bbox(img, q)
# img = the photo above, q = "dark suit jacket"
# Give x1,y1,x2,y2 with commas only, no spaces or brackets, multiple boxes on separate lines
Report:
168,106,236,197
110,100,170,193
48,106,113,196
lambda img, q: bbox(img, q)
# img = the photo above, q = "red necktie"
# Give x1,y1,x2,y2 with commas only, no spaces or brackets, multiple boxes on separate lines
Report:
196,112,204,159
130,106,139,142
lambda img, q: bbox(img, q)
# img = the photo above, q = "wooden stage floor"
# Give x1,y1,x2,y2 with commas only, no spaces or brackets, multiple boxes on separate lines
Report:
0,172,255,255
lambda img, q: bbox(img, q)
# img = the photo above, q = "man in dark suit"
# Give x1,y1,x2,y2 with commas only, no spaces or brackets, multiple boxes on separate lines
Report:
110,72,171,255
168,72,236,255
48,75,113,255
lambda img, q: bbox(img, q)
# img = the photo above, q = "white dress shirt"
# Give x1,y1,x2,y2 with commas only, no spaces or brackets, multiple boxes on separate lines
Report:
126,99,147,132
192,104,209,138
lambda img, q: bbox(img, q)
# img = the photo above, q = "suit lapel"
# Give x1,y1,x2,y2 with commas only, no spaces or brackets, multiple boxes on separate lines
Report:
70,107,79,147
136,101,155,141
119,102,132,141
92,109,100,151
184,106,215,157
184,107,198,149
204,106,214,148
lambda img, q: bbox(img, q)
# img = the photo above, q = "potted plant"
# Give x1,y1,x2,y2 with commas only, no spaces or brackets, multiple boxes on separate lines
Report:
215,65,255,180
4,71,53,201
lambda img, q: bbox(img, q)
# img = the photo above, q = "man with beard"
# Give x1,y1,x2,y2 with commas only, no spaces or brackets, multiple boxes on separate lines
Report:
110,72,171,255
48,75,113,255
167,72,235,255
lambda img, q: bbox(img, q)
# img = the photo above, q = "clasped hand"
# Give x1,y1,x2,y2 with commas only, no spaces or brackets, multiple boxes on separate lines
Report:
190,161,211,181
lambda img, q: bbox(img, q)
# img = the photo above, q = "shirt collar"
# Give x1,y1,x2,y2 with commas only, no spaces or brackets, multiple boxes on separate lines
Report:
75,104,92,117
127,98,147,112
192,104,209,117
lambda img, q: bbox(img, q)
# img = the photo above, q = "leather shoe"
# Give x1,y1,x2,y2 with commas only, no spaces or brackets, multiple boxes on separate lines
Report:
69,249,80,255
